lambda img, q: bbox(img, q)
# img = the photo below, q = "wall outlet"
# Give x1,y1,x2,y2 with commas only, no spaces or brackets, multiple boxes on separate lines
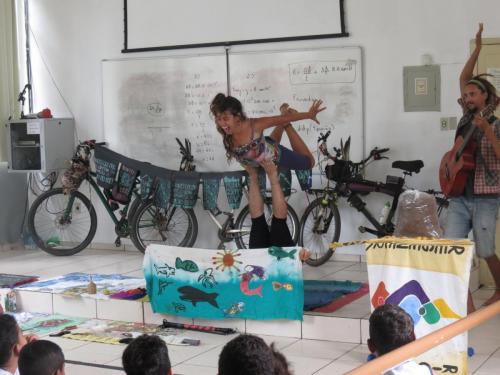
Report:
440,116,457,131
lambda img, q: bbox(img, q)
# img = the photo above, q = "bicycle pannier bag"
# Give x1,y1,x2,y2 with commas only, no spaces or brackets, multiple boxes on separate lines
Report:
111,163,139,204
325,160,351,182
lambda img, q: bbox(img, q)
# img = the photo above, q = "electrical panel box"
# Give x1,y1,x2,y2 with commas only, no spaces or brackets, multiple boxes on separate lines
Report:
5,118,75,172
403,65,441,112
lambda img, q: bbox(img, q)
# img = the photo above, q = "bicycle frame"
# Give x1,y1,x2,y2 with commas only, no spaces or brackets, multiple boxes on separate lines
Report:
311,131,412,238
344,178,404,236
84,173,133,228
62,163,138,246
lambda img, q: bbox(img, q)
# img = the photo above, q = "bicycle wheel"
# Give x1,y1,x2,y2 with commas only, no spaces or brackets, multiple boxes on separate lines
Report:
127,195,144,220
299,198,341,267
27,188,97,256
234,202,300,249
130,200,198,253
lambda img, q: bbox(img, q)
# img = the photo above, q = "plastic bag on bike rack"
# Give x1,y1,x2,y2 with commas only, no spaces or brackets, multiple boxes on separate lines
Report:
394,189,442,238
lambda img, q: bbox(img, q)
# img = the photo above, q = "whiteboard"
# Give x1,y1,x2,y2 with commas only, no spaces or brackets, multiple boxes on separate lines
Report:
102,54,230,171
125,0,346,51
102,47,363,171
229,47,363,161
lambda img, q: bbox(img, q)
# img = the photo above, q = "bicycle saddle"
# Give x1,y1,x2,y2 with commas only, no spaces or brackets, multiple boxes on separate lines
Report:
392,160,424,173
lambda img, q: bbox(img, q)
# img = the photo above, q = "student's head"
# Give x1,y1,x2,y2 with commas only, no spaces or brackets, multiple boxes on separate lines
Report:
0,314,27,370
464,74,499,111
18,340,65,375
270,343,292,375
368,304,415,356
122,334,172,375
218,334,275,375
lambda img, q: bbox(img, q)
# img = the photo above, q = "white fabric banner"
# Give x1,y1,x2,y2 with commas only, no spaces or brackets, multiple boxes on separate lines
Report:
366,237,473,375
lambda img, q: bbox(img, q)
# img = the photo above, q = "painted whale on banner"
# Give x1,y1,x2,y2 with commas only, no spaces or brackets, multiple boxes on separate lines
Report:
177,286,219,308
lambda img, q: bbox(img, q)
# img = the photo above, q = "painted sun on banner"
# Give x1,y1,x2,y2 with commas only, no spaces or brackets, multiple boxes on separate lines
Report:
365,237,474,375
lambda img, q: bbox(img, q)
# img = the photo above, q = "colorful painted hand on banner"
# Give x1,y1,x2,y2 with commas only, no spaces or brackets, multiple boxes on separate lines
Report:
371,280,461,325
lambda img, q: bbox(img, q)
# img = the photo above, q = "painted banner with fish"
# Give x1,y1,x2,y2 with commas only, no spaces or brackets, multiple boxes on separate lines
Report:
365,237,473,375
143,244,304,320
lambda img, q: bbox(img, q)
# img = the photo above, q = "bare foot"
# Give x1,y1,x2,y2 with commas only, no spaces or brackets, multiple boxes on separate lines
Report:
279,103,290,114
280,103,298,115
482,290,500,307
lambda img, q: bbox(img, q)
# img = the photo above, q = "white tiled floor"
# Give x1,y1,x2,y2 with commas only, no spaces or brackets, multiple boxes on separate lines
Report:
1,246,499,374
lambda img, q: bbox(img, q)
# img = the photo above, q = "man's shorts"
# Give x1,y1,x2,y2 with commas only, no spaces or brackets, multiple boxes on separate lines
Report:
444,195,500,258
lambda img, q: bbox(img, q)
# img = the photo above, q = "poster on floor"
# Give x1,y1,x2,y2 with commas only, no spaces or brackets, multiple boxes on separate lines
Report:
365,237,473,375
143,244,304,320
15,272,146,300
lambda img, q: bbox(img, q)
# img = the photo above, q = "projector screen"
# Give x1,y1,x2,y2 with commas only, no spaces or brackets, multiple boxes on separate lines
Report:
124,0,347,52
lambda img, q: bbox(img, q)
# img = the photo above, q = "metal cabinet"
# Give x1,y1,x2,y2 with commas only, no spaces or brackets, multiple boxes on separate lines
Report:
5,118,75,172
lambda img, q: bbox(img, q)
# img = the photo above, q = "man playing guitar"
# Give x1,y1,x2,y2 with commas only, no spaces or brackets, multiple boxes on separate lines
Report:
444,23,500,312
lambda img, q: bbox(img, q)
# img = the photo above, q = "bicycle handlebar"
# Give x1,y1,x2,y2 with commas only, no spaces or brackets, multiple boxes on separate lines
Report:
372,147,389,155
369,147,390,160
78,140,107,150
317,130,331,143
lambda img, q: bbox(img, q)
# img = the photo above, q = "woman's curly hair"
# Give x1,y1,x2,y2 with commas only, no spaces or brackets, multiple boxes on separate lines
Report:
210,93,247,162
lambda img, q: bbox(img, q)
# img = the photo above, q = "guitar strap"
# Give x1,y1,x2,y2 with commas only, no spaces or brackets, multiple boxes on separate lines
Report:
454,112,474,140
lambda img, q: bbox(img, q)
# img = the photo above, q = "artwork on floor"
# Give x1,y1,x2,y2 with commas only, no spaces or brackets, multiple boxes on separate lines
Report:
144,244,304,320
62,319,160,345
61,319,199,346
366,237,473,375
15,272,146,300
14,313,198,346
14,312,89,336
0,273,38,288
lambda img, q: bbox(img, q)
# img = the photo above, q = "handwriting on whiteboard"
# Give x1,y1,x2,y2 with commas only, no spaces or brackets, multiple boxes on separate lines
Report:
289,60,356,84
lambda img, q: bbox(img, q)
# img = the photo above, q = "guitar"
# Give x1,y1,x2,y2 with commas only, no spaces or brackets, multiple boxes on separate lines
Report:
439,104,495,197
